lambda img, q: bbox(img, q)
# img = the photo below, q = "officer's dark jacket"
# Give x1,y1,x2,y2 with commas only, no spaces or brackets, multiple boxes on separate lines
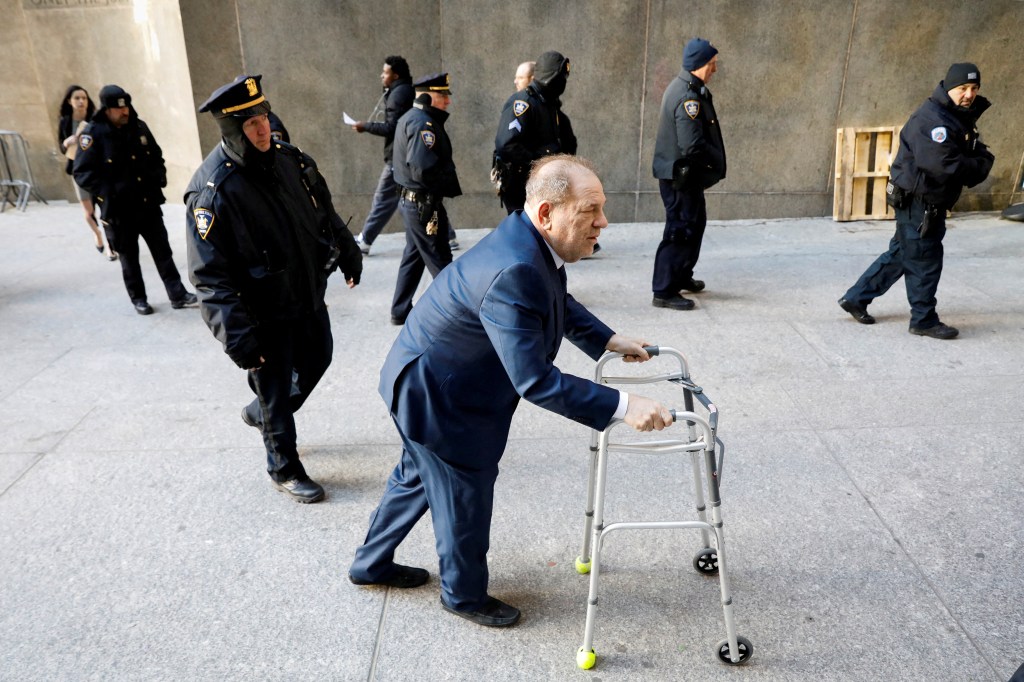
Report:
393,101,462,198
652,70,726,189
362,78,414,163
184,142,361,369
494,82,577,170
72,109,166,222
890,83,994,210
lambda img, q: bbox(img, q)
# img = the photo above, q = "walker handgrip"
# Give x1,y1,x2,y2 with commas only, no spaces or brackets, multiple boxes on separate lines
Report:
669,409,677,422
643,345,660,356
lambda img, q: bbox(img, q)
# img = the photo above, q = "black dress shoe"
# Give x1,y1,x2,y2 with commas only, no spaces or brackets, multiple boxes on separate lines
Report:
171,292,198,309
271,475,325,503
681,278,705,292
909,322,959,339
349,564,429,588
390,316,406,326
441,595,521,627
838,297,875,324
133,300,154,315
652,294,695,311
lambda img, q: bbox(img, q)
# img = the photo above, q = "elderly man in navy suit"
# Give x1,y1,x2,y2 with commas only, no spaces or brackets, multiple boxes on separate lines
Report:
348,155,673,627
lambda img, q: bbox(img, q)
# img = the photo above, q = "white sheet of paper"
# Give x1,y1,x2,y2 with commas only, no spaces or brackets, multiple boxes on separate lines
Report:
343,112,358,125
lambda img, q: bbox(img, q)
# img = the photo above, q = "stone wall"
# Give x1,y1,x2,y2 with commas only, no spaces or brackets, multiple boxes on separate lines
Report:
4,0,1022,228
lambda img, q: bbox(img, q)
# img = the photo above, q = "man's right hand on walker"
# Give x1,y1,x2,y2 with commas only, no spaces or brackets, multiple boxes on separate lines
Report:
624,395,673,432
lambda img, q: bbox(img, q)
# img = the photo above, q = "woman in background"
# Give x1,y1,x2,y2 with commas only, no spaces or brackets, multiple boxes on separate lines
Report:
58,85,115,260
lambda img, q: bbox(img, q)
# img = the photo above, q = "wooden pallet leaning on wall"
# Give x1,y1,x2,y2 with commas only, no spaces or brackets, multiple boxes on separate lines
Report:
833,126,901,221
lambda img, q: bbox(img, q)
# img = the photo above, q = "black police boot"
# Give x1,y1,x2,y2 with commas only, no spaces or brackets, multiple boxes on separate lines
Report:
681,278,705,292
652,294,695,311
838,297,875,324
271,475,325,503
349,564,430,588
171,292,198,309
909,322,959,339
441,595,521,627
133,300,154,315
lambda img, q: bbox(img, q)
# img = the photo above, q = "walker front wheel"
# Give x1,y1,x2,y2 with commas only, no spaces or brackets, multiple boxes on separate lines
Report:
714,635,753,665
692,547,718,575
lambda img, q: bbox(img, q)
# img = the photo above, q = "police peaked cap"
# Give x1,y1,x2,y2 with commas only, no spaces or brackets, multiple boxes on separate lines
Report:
413,72,452,94
98,84,132,109
533,51,570,87
198,74,272,119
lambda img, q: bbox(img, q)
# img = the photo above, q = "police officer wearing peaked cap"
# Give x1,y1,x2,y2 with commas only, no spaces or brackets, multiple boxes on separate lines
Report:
73,84,198,315
389,71,462,325
838,63,994,339
185,75,362,503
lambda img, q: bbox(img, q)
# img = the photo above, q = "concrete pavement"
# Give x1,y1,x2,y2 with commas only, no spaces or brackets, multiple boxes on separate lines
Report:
1,203,1022,681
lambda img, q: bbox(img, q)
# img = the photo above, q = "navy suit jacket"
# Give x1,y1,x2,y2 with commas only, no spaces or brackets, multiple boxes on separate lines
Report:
379,211,620,469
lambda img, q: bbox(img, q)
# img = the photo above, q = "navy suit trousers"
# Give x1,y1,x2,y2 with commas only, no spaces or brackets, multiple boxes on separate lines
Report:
350,420,499,611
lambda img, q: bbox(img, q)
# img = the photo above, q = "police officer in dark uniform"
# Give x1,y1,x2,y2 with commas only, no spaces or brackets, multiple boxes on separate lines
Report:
493,50,577,214
73,85,197,315
651,38,725,311
389,72,461,325
185,75,362,503
839,63,994,339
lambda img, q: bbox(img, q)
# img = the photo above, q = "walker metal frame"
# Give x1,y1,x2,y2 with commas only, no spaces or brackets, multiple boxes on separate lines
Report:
573,346,752,669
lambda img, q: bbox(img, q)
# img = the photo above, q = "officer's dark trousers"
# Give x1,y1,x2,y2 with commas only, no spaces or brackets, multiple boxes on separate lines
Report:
391,198,452,321
246,307,333,482
108,208,188,305
652,180,707,296
842,197,945,329
349,420,498,612
500,179,526,215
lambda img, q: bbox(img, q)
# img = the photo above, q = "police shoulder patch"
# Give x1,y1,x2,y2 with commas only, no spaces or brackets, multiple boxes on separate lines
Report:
683,100,700,119
420,130,436,149
930,126,948,143
193,208,215,240
513,100,529,117
79,134,93,151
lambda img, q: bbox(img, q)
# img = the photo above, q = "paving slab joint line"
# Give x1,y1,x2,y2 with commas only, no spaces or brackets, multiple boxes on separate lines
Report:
822,439,1002,679
366,588,392,681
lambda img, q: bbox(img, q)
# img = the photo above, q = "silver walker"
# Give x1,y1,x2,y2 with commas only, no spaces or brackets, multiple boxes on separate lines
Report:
573,346,753,669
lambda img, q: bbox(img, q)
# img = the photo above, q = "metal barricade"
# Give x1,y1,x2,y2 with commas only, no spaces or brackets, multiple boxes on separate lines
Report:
0,130,47,212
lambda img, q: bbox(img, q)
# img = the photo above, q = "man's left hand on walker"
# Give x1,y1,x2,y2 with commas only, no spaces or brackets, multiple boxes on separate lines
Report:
606,334,652,363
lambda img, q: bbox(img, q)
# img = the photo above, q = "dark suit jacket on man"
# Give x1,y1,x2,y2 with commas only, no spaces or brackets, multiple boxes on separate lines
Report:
379,210,620,468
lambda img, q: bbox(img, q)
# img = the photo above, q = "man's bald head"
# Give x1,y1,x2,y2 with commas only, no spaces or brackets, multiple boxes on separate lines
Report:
514,61,535,91
525,155,607,263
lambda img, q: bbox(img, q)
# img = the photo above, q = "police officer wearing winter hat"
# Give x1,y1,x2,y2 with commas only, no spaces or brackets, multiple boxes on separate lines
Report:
72,85,197,315
651,37,726,311
388,71,462,325
494,50,578,214
839,62,994,339
185,75,362,503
